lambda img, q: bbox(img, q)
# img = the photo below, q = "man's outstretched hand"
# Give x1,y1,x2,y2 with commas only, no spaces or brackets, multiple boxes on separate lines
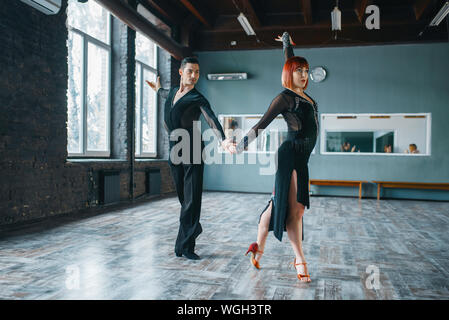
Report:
145,76,161,92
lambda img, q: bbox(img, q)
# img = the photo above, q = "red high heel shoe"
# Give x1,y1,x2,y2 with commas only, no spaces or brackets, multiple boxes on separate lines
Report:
245,242,263,269
291,258,311,282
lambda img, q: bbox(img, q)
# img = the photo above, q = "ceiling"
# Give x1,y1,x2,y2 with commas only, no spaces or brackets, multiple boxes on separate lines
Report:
138,0,449,51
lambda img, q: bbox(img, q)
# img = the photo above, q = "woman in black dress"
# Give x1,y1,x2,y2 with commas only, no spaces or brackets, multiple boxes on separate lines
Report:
237,32,319,282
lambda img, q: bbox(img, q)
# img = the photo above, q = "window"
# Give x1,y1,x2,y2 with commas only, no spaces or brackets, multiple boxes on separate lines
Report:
135,32,158,157
67,0,111,157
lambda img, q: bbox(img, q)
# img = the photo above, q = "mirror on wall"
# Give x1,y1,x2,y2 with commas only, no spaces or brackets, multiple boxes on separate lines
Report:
218,114,316,154
320,113,431,155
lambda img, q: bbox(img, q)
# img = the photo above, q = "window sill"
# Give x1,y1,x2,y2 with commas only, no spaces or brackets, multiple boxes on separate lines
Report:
66,158,168,163
66,159,127,163
135,158,168,162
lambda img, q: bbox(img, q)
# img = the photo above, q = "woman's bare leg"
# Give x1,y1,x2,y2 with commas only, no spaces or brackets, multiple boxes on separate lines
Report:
255,201,272,262
286,169,310,282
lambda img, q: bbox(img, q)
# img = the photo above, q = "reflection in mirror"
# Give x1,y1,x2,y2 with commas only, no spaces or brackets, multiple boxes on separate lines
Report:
326,131,395,153
218,115,316,154
320,113,431,155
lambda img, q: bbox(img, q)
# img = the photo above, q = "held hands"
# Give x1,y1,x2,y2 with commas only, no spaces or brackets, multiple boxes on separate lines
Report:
145,76,161,92
221,138,237,154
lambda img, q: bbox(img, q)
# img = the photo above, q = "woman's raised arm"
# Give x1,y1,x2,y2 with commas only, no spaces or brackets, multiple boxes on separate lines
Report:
235,94,288,153
274,32,295,61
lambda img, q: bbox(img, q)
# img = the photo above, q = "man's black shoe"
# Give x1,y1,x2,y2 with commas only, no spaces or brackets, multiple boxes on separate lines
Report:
183,251,201,260
175,250,200,260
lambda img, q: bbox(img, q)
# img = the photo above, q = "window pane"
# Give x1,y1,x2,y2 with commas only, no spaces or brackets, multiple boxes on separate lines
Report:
142,69,156,154
86,42,109,151
67,0,109,44
135,64,141,155
136,32,155,67
67,31,83,154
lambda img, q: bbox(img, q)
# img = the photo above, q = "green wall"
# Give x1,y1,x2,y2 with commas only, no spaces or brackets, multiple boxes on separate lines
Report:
194,42,449,200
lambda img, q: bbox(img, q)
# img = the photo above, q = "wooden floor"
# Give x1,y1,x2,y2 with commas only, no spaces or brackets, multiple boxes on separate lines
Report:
0,192,448,300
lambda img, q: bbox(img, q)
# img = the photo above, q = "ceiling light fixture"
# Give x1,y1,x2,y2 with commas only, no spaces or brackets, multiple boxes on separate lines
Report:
418,1,449,37
429,1,449,26
331,5,341,31
237,12,256,36
331,0,341,40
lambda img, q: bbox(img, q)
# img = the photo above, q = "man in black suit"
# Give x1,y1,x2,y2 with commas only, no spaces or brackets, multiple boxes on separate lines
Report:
147,57,235,260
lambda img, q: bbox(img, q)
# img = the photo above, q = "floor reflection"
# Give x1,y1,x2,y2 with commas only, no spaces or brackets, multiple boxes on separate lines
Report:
0,192,448,299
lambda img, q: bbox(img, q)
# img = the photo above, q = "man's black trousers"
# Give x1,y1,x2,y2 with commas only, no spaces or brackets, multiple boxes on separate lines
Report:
169,161,204,255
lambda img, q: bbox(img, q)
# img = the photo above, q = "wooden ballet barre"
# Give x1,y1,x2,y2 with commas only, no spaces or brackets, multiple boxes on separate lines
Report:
308,179,367,199
373,181,449,200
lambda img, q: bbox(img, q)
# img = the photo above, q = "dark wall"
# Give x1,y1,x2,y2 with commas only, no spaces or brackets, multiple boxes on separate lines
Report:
0,1,176,226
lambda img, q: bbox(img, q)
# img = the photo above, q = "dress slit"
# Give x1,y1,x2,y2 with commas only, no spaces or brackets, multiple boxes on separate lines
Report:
257,143,306,242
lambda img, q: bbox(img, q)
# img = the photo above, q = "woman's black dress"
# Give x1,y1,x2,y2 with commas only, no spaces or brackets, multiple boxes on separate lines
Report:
235,35,319,242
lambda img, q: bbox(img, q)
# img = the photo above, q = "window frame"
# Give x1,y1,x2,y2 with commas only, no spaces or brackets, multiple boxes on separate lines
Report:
67,13,112,158
135,42,158,158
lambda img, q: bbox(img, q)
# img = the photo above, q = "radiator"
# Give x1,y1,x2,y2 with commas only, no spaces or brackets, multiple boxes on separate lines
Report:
99,170,120,205
146,168,161,196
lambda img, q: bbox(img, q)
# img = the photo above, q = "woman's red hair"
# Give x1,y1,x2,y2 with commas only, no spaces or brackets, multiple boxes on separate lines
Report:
282,56,309,90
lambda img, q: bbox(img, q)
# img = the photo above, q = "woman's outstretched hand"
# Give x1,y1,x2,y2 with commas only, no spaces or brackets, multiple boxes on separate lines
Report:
145,76,161,92
274,32,296,45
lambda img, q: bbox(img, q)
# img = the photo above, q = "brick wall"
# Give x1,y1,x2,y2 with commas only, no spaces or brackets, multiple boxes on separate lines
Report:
0,1,177,226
